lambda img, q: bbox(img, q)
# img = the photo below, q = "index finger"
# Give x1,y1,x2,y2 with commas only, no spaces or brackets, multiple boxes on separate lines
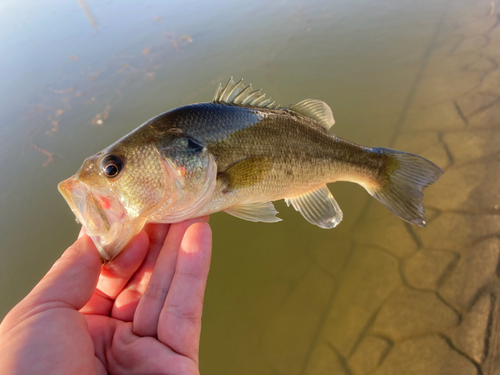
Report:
80,230,149,316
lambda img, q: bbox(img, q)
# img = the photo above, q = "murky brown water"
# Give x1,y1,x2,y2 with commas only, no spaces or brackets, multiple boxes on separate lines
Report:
1,0,499,373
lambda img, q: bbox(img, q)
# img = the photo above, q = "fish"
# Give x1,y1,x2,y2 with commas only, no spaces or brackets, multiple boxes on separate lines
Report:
59,78,443,261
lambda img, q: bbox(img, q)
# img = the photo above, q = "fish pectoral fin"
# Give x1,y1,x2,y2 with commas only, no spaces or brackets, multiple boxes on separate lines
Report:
224,201,282,223
219,156,272,192
285,186,343,228
286,99,335,130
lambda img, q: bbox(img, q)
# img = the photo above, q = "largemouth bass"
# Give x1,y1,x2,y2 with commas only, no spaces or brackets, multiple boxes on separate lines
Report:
59,78,443,261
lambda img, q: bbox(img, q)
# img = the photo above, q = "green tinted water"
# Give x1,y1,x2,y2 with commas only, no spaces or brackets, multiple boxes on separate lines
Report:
1,0,499,373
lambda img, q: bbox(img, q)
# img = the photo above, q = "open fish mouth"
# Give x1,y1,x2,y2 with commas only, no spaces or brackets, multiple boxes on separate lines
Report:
58,177,110,235
58,177,139,261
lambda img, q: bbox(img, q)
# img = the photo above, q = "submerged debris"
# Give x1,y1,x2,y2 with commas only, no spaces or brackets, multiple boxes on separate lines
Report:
91,105,111,126
31,143,55,167
172,35,193,50
20,18,196,166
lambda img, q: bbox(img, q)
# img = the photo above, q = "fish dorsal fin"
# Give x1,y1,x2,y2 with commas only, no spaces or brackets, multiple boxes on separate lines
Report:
218,156,272,192
287,99,335,130
213,77,279,109
285,185,343,228
224,201,281,223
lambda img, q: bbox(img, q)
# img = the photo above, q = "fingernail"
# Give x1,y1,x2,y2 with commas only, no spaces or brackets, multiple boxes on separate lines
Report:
78,226,86,239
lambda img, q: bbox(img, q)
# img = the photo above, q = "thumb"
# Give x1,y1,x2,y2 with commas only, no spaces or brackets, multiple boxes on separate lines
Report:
26,231,103,311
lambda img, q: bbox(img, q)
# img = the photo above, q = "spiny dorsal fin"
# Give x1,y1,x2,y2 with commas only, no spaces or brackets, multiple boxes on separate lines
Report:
286,99,335,130
213,78,335,129
224,201,281,223
213,77,279,109
285,185,343,228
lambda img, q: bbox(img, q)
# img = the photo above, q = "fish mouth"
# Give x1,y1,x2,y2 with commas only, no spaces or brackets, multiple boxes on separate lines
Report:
58,177,141,262
58,177,110,235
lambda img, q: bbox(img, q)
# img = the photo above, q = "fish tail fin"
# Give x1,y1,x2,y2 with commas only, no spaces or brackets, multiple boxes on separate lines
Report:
366,147,443,227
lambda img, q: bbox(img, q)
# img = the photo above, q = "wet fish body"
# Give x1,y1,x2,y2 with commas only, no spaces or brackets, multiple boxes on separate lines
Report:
168,103,385,217
59,78,443,261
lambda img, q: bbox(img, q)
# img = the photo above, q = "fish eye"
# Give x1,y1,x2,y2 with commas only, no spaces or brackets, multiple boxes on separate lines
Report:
101,155,123,178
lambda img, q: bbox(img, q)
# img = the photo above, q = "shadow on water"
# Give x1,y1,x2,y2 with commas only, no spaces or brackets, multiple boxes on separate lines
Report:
0,0,499,374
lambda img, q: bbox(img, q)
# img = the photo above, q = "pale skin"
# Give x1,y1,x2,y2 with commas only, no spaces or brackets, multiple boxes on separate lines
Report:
0,217,212,375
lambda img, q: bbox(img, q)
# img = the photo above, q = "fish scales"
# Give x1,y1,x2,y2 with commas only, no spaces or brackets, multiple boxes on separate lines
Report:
150,103,383,208
59,78,443,261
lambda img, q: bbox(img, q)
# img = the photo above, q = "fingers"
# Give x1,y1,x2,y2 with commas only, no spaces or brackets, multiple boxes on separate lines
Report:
110,223,171,321
133,217,209,337
80,231,149,317
158,222,212,363
23,233,102,311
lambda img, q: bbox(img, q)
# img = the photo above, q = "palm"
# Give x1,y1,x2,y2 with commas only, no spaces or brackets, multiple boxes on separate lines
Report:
86,317,198,374
0,218,211,375
82,219,211,374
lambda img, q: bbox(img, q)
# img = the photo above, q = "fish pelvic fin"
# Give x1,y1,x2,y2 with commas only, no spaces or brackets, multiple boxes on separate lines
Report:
366,147,444,227
224,201,282,223
285,185,343,228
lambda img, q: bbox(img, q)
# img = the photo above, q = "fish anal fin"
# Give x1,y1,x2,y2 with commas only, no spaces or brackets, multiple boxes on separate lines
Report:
287,99,335,130
285,186,343,228
219,156,272,192
213,77,279,109
224,201,281,223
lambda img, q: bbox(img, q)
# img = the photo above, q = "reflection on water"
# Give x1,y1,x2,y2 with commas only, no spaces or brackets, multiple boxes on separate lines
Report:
1,0,499,374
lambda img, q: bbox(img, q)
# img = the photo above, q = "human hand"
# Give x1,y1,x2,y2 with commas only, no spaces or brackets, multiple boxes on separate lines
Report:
0,217,211,374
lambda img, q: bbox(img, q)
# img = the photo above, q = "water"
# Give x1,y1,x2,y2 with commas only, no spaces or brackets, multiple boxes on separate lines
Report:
1,0,499,373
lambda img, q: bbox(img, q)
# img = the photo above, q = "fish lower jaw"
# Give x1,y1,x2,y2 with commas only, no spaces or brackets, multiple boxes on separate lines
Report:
92,236,110,261
89,217,147,262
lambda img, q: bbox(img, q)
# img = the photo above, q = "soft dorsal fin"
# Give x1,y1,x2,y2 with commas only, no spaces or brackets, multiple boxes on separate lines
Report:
287,99,335,130
213,77,279,108
224,201,281,223
285,185,343,228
